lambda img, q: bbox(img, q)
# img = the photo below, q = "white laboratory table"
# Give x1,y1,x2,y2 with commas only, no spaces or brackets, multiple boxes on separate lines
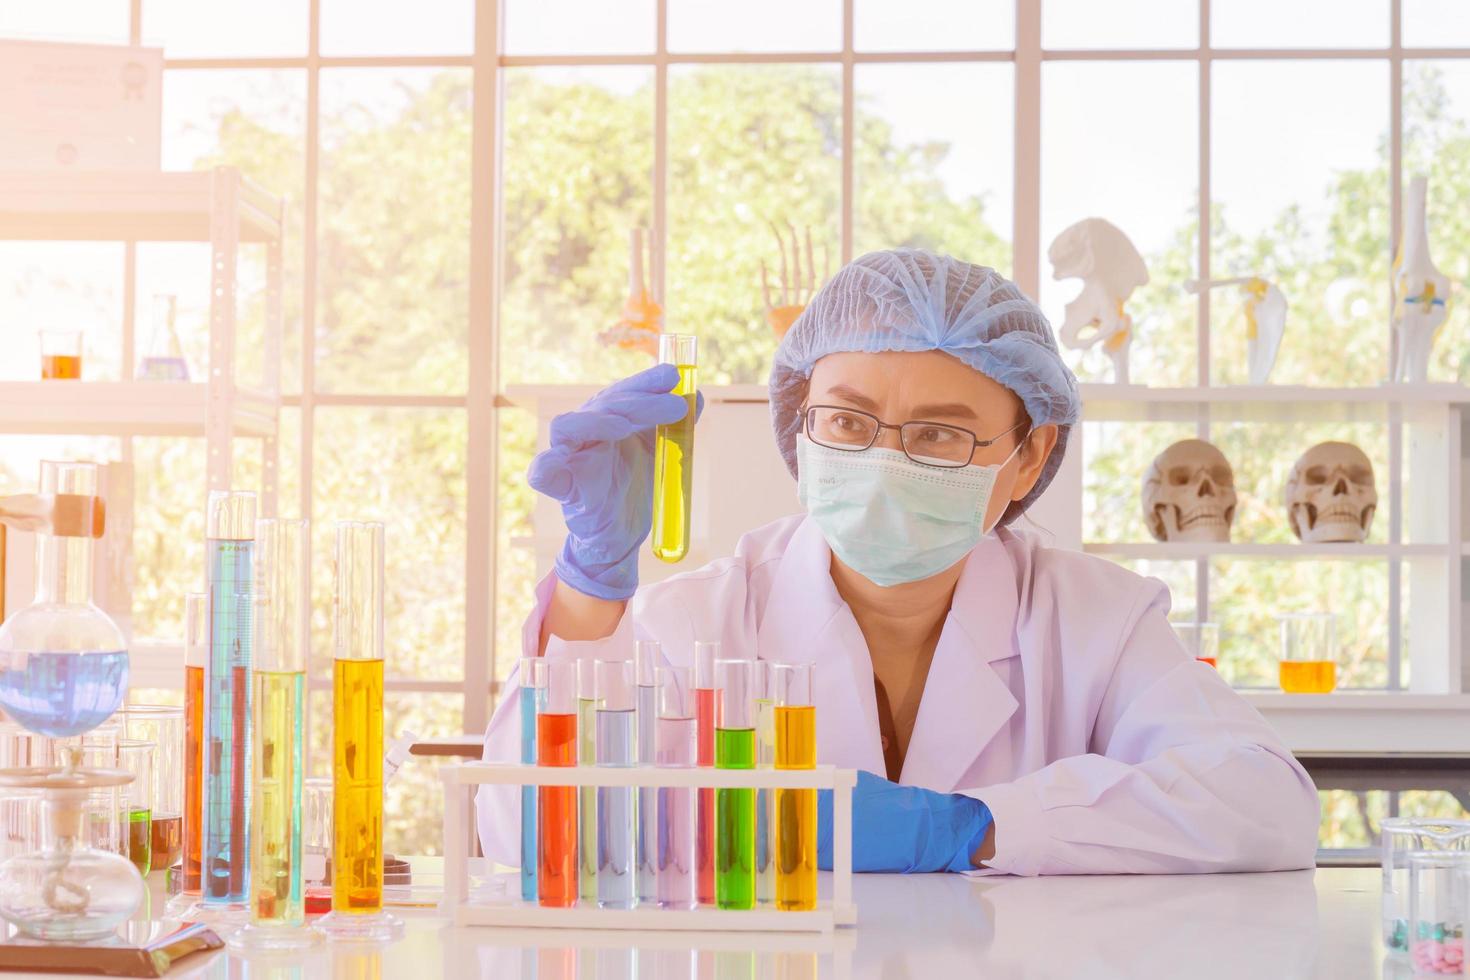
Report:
3,866,1401,980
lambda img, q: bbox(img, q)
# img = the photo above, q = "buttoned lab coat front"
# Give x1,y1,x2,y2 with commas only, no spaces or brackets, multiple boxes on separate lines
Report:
477,515,1320,875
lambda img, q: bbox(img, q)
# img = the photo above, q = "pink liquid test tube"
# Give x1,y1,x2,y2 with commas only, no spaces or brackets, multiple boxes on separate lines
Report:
655,665,697,909
693,640,719,905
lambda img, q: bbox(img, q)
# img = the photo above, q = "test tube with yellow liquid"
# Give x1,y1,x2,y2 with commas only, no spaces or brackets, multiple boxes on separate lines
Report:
651,334,697,563
773,664,816,912
232,518,318,951
318,522,403,942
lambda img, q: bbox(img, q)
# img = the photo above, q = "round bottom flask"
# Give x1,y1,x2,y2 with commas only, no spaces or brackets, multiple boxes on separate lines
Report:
0,767,144,942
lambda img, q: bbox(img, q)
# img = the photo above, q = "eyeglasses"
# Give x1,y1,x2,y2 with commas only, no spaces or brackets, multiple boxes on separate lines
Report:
803,405,1028,469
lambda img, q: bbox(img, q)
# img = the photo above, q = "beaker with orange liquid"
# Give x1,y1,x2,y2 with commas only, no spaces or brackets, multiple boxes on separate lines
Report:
40,331,82,380
1173,621,1220,669
1277,612,1337,694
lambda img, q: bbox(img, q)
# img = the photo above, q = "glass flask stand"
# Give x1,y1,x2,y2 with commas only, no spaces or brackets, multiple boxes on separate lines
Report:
0,750,144,941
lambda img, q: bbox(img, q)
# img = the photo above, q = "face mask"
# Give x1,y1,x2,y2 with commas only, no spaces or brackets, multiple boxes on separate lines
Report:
796,434,1024,588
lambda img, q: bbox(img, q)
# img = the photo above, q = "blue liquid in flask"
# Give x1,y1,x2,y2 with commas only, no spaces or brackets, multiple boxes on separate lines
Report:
0,651,129,738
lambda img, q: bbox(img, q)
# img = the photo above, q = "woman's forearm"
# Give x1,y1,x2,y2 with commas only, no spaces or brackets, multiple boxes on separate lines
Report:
538,576,628,654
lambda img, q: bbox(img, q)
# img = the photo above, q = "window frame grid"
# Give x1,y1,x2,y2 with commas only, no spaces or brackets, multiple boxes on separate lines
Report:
129,0,1470,721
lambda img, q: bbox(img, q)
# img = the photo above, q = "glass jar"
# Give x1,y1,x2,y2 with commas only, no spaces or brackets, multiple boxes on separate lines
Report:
1277,612,1337,694
1408,851,1470,975
0,461,128,738
0,766,144,941
1382,819,1470,955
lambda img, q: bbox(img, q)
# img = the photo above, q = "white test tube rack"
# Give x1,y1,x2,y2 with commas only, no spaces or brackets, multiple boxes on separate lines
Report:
441,763,858,933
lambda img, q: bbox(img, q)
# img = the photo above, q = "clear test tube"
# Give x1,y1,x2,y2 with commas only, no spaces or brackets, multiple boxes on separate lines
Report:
773,664,816,911
576,657,598,902
235,518,316,949
537,659,578,908
715,659,756,911
203,491,255,907
754,660,774,905
318,521,401,942
181,593,207,900
518,657,541,903
595,659,637,909
650,333,698,563
694,640,719,905
655,665,697,910
634,639,661,904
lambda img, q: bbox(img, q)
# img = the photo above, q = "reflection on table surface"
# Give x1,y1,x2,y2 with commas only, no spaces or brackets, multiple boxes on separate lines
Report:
4,867,1391,980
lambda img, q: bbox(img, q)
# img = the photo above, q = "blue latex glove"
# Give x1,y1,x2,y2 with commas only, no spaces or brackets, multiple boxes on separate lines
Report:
817,770,993,873
527,364,701,600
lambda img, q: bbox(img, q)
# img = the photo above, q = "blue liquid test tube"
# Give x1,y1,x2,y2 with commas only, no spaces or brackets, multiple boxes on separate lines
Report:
596,659,637,909
519,657,539,902
203,490,255,906
634,640,660,904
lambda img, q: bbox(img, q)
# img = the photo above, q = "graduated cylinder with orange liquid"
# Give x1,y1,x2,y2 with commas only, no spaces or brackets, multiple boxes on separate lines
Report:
182,594,207,896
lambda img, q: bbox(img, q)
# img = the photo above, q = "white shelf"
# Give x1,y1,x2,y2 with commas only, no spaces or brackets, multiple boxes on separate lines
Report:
1083,542,1448,560
1246,692,1470,753
0,382,277,438
0,170,284,243
1079,382,1470,422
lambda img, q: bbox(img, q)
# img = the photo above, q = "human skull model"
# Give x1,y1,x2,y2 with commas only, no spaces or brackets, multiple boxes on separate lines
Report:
1284,442,1377,543
1141,440,1237,543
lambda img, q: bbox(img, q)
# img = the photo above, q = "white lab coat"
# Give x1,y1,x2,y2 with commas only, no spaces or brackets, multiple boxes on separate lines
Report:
477,515,1319,875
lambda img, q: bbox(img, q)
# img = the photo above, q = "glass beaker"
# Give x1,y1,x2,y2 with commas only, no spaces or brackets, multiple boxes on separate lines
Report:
303,776,333,915
121,705,184,872
1277,612,1337,693
651,333,698,563
0,462,128,738
1408,851,1470,975
39,331,82,380
117,739,154,876
1173,621,1220,668
137,294,190,382
0,762,145,941
1382,819,1470,956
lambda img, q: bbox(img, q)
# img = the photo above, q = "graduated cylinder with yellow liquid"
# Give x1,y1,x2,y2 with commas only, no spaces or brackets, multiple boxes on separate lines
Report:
651,333,697,563
317,521,403,943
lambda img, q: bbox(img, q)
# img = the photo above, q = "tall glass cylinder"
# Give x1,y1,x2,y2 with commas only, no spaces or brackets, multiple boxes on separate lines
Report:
180,595,207,901
694,640,718,905
634,640,660,904
518,657,540,903
596,660,636,909
650,334,697,563
655,666,696,910
537,659,578,908
235,518,316,949
754,660,774,905
318,521,401,941
577,657,598,901
203,491,254,907
773,664,816,912
715,659,755,911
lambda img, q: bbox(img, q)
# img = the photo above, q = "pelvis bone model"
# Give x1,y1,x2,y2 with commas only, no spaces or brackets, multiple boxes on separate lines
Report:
1142,439,1237,543
1186,276,1288,384
1284,442,1377,544
1048,217,1149,385
1391,175,1452,384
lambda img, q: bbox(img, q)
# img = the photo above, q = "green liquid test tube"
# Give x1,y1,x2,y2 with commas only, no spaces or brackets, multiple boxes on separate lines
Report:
651,334,697,563
715,659,756,910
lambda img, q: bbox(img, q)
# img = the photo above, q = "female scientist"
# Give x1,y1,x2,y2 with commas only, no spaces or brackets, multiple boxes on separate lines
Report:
478,249,1319,875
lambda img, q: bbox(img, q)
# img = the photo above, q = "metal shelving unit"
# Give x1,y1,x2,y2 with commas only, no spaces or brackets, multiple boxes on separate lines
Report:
0,166,285,659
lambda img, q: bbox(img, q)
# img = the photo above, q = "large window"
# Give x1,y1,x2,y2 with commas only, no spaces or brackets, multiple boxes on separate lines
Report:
4,1,1469,855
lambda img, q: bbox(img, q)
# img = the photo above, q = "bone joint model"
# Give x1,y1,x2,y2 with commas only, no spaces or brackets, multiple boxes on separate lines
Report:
1391,176,1452,384
1186,276,1288,385
762,222,829,342
1141,439,1237,543
599,227,664,358
1047,218,1149,385
1284,442,1378,544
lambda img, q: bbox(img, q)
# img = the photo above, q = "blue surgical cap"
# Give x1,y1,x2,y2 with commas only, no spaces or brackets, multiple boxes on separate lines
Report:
769,248,1081,524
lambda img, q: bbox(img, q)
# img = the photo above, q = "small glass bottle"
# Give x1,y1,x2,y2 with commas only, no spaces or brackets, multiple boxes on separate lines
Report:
0,461,128,739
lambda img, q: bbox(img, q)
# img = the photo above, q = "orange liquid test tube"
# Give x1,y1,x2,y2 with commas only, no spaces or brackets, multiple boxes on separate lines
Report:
537,659,579,908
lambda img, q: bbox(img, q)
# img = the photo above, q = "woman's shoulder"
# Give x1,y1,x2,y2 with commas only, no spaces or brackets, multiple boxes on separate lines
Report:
999,524,1170,625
